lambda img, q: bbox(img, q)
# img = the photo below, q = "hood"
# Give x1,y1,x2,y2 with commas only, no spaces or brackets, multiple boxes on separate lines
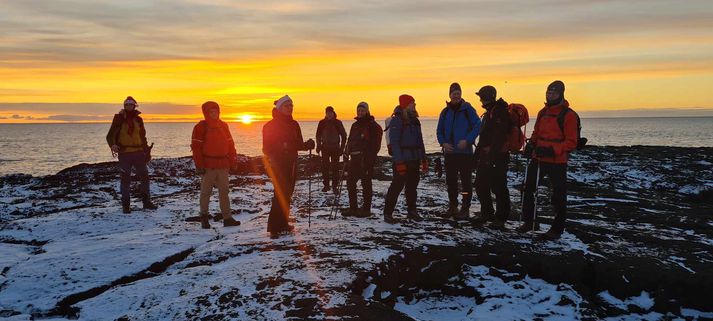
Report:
272,108,293,122
354,115,375,122
201,102,220,120
544,99,570,112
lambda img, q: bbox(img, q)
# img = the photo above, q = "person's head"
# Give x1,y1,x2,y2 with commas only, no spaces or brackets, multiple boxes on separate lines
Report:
123,96,137,111
399,94,416,111
476,85,497,107
449,82,462,104
274,95,293,116
325,106,336,119
546,80,565,106
201,101,220,120
356,101,369,118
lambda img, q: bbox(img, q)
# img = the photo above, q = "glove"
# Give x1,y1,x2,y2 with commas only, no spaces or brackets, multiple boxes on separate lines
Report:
305,139,316,150
421,160,428,173
395,162,407,176
196,168,206,175
535,146,555,158
523,140,535,158
316,146,321,155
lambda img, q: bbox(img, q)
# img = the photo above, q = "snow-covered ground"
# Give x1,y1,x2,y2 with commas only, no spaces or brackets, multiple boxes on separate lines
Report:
1,146,712,320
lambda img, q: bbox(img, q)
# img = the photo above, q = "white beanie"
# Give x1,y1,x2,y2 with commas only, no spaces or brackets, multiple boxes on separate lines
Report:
274,95,292,111
357,101,370,115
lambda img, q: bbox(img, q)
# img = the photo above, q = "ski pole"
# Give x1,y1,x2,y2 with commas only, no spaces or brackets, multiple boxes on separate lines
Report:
520,157,531,222
532,161,541,232
308,149,313,228
330,160,349,220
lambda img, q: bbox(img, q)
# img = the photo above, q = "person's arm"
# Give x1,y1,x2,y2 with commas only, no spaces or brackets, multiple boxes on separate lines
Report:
106,115,120,147
315,120,324,152
419,124,427,160
490,107,510,153
224,122,238,168
465,107,481,144
138,117,149,149
436,108,447,145
338,120,347,152
191,122,205,169
530,109,543,145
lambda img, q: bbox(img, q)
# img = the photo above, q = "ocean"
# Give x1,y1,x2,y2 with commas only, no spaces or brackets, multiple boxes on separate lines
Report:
1,117,712,176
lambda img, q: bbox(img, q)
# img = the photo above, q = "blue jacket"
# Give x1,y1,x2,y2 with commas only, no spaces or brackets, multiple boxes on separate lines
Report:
388,112,426,163
436,100,481,155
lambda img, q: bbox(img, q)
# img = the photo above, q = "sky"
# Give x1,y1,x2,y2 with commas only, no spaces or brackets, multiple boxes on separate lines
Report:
1,0,713,123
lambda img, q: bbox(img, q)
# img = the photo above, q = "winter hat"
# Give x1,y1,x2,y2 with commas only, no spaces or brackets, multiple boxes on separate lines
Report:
274,95,292,111
547,80,565,95
356,101,370,115
398,94,415,109
476,85,497,102
124,96,137,106
449,82,462,95
201,101,220,118
325,106,334,113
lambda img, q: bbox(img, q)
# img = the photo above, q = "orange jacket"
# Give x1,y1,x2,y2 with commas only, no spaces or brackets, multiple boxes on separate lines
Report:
530,100,578,164
191,106,237,169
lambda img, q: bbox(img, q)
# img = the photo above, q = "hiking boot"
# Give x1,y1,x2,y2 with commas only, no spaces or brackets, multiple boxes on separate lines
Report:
142,198,158,210
439,203,458,218
223,217,241,227
488,220,507,231
201,216,211,229
384,213,396,224
516,222,539,233
407,209,423,221
540,226,563,240
355,208,372,218
342,208,358,217
471,214,492,226
332,185,338,194
453,206,470,220
321,185,330,192
122,200,131,214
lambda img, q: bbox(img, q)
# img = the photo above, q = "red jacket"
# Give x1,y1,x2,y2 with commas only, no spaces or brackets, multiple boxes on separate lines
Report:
191,106,238,169
531,100,578,164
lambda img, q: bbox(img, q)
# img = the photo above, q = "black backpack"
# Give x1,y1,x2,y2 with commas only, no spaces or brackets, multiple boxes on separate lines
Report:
556,107,587,150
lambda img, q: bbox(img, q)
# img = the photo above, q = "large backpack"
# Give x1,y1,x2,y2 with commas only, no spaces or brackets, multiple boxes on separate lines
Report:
384,115,395,155
503,103,529,152
556,107,587,150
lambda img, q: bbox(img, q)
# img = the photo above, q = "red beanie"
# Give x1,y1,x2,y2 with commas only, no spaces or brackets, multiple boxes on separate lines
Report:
398,94,415,109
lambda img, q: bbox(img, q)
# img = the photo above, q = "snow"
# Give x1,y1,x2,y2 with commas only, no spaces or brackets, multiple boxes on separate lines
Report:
598,291,655,311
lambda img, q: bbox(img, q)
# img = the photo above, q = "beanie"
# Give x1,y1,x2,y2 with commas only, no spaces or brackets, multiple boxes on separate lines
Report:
274,95,292,111
356,101,370,115
124,96,137,106
398,94,415,109
449,82,461,95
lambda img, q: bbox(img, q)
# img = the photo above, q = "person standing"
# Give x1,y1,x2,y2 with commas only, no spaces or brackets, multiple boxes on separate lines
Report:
517,80,578,239
191,101,242,229
344,102,382,217
383,95,428,223
263,95,315,238
106,96,157,214
315,106,347,193
436,83,481,220
473,85,512,229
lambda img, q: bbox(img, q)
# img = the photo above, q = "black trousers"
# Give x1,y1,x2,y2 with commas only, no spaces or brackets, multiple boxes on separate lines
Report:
522,159,567,231
383,160,420,216
347,154,374,210
266,157,297,233
475,153,511,222
444,154,473,207
320,147,341,187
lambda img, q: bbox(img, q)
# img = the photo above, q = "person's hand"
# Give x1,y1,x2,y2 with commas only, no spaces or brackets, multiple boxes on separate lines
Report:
535,146,555,158
395,162,407,176
316,146,321,155
111,145,120,153
523,140,535,158
196,168,206,175
457,140,468,150
442,143,454,153
421,160,429,173
305,139,316,150
229,165,239,175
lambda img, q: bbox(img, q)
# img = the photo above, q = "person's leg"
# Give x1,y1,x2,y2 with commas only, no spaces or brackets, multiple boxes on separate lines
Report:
118,153,132,205
521,159,540,223
330,150,340,189
444,154,459,207
383,163,407,220
267,159,293,232
548,163,568,233
346,156,359,211
474,162,494,219
320,151,330,189
458,154,473,209
131,152,154,208
492,155,511,223
199,169,216,217
362,163,374,212
404,161,420,213
215,169,232,219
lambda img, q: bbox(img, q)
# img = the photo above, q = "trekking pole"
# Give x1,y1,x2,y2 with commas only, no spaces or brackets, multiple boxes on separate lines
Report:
308,149,313,228
330,160,349,220
520,157,531,222
532,161,541,232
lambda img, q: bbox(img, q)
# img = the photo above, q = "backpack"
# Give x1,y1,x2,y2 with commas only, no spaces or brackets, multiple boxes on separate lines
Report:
384,115,394,155
503,103,529,152
556,107,587,150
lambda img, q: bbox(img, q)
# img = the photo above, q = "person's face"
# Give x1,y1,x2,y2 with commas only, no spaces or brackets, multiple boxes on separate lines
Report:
546,90,561,103
450,90,462,103
326,110,335,119
357,107,368,118
208,109,220,120
124,103,136,111
407,102,416,111
280,101,294,115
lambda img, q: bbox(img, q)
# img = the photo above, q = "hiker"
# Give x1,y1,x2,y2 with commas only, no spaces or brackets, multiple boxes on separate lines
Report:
344,102,382,217
191,101,242,229
263,95,315,238
436,82,481,219
473,85,512,229
106,96,157,214
518,80,578,239
383,95,428,223
315,106,347,193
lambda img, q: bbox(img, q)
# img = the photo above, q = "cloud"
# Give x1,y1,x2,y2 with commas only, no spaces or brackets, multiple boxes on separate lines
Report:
579,108,713,118
11,114,22,119
0,102,197,115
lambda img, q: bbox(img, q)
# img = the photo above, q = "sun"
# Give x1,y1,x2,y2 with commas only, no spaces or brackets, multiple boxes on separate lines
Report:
240,114,254,124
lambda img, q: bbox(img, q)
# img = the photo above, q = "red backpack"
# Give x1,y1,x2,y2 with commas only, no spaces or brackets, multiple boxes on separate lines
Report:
503,103,529,152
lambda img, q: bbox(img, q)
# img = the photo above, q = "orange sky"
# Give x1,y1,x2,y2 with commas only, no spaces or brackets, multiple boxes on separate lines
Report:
1,0,713,123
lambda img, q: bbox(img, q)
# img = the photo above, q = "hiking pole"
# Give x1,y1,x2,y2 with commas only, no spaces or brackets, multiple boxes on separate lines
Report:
330,160,349,220
520,157,531,222
308,148,313,228
532,161,541,232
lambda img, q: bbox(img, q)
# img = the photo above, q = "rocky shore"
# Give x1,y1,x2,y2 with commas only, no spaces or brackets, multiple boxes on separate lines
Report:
0,145,712,320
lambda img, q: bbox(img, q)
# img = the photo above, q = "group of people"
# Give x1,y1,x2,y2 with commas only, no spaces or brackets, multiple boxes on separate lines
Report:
107,80,580,240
